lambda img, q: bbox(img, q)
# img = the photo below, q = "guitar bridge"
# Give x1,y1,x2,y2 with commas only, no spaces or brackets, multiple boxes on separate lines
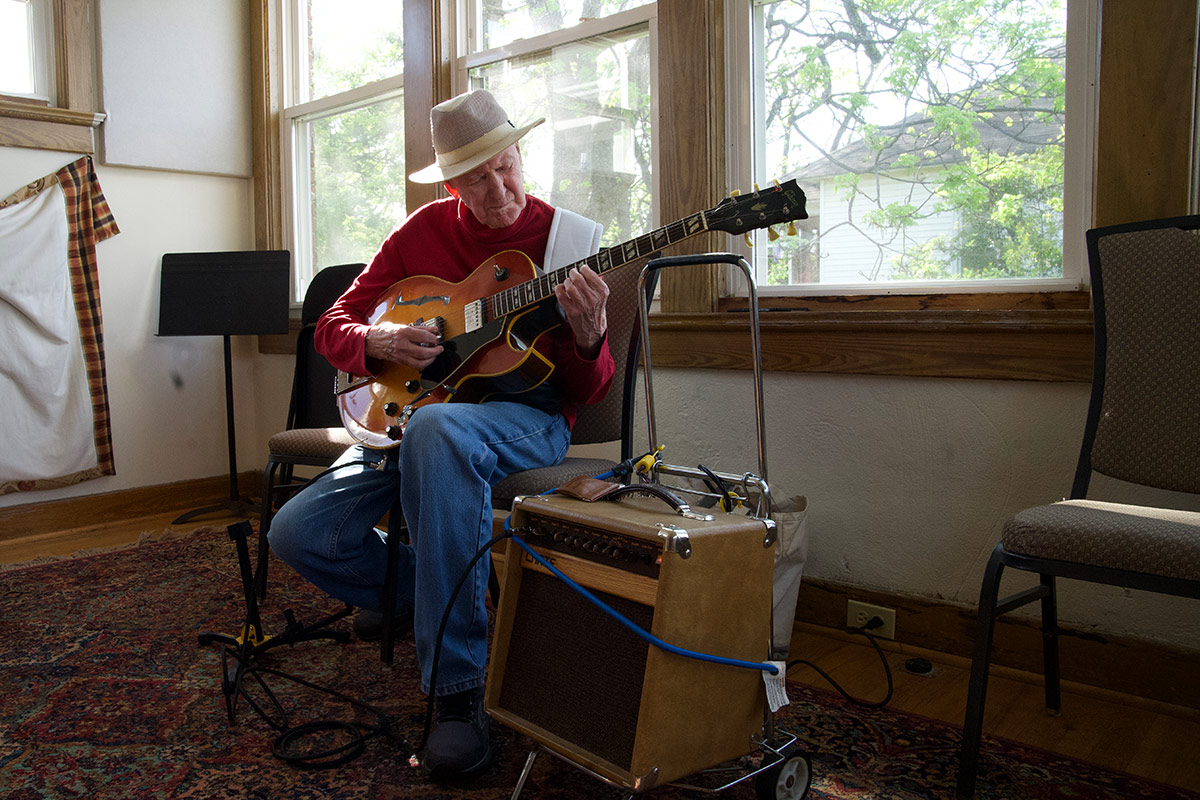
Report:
463,298,485,333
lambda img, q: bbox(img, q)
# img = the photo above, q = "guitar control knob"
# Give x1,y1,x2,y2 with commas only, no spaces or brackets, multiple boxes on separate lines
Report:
386,425,403,440
383,402,399,417
405,380,420,393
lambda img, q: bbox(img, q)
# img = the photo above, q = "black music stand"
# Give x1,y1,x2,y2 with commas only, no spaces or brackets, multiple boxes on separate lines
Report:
158,250,290,523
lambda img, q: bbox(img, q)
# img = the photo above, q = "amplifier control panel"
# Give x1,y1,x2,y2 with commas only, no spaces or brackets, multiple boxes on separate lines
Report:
520,514,662,578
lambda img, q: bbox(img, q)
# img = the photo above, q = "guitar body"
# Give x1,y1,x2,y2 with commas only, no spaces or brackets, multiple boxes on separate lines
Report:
336,250,563,449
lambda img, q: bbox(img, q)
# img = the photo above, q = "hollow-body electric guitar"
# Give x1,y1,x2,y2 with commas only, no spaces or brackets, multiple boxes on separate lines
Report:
336,180,807,449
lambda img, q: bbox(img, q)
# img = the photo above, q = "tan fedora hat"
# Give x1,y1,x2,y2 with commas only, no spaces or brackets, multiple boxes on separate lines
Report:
409,89,544,184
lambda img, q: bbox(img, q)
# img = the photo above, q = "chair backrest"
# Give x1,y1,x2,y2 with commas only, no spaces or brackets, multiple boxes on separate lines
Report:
568,257,659,460
301,262,366,326
287,263,364,430
1077,216,1200,497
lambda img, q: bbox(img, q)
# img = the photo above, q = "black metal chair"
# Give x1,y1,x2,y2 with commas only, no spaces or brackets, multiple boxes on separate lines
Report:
254,263,364,598
956,216,1200,797
377,257,660,662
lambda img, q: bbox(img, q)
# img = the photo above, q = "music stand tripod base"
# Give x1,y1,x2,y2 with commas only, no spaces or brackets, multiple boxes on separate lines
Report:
198,520,353,721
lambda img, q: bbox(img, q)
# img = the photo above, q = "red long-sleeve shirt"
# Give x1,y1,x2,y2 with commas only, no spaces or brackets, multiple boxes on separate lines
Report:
315,195,614,428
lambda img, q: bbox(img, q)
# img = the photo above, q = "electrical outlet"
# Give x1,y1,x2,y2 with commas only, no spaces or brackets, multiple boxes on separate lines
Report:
846,600,896,639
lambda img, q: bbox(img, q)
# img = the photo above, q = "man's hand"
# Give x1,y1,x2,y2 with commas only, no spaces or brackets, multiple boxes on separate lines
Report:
365,321,443,370
555,265,610,359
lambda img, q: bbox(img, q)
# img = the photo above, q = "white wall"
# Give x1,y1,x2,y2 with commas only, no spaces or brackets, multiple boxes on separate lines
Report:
633,368,1200,649
0,150,293,510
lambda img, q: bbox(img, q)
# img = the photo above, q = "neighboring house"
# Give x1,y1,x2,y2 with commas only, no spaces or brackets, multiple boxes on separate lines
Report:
784,46,1065,284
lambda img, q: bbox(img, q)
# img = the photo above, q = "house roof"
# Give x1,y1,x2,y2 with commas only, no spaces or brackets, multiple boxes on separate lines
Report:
789,45,1065,181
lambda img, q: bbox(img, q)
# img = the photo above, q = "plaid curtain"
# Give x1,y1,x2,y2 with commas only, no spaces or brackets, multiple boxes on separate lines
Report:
0,157,119,494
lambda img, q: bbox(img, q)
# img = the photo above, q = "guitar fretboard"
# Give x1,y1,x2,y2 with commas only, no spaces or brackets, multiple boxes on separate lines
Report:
487,210,709,319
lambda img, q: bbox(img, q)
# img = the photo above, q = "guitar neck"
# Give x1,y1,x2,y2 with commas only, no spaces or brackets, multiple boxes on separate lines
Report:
489,210,710,318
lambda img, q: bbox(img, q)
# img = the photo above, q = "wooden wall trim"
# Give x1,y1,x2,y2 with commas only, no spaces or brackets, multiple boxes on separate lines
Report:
657,0,725,313
251,0,282,251
795,577,1200,711
648,308,1093,382
54,0,96,112
0,473,260,544
0,0,100,153
1093,0,1198,226
403,0,446,214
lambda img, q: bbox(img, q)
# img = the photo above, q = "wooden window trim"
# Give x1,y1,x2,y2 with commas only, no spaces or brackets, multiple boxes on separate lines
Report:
257,0,1184,386
648,300,1094,383
0,0,103,153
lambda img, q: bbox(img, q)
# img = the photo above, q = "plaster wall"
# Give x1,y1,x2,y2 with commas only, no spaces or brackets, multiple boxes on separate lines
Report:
631,368,1200,648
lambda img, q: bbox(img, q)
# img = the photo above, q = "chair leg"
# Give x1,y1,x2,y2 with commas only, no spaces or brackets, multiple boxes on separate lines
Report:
957,547,1006,799
254,460,282,600
380,530,400,664
380,497,405,664
1040,574,1061,714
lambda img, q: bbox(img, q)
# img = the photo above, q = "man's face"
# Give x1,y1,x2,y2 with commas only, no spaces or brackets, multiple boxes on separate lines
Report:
445,145,526,229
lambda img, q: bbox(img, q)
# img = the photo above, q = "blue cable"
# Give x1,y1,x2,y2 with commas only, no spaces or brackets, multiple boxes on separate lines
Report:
509,536,778,676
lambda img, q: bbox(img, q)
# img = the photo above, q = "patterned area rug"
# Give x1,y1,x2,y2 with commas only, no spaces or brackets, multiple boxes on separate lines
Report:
0,527,1195,800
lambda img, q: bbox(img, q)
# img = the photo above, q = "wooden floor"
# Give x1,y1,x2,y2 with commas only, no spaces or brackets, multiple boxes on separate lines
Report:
4,510,1199,794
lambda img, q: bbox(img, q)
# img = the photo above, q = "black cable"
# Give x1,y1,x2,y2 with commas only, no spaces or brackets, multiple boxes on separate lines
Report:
697,463,735,511
413,529,516,760
784,621,894,709
223,653,407,769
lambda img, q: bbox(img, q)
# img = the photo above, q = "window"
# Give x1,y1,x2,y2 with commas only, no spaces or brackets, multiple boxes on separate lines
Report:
728,0,1093,295
280,0,406,302
0,0,55,103
458,2,657,248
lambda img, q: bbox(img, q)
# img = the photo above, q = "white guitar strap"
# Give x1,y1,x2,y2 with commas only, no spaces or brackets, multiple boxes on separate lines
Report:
543,207,603,271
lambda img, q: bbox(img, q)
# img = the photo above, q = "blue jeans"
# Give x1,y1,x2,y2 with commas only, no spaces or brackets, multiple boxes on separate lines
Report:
268,401,571,696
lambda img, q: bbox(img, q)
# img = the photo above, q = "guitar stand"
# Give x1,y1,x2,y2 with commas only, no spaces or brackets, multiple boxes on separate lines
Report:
199,519,353,724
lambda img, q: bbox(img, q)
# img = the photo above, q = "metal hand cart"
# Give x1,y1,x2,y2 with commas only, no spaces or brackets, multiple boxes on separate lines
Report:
492,253,812,800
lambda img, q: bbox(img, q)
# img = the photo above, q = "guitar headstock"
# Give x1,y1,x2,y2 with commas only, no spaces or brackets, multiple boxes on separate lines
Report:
706,179,808,236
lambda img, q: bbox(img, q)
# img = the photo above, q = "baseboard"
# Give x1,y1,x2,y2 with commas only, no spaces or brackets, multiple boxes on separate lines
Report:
0,471,262,542
796,577,1200,711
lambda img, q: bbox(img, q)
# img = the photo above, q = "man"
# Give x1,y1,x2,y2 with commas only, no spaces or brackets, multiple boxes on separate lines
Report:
268,89,613,778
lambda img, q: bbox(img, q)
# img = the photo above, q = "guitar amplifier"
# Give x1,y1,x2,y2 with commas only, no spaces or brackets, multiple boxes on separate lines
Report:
485,492,775,791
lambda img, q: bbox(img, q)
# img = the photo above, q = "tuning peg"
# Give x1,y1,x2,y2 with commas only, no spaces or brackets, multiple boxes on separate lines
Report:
753,182,761,192
787,220,798,236
767,226,780,241
730,189,741,197
743,233,754,248
773,179,781,188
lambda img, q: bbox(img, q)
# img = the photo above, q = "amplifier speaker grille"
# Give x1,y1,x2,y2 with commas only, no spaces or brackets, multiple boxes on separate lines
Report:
497,568,654,768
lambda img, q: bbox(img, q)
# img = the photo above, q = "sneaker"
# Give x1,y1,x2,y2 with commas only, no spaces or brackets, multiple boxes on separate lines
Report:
351,607,412,642
424,685,493,779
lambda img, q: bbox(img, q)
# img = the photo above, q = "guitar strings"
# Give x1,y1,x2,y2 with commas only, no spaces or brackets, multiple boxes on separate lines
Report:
485,213,705,318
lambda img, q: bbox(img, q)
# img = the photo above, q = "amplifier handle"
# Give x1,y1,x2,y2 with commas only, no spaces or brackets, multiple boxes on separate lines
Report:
602,483,715,522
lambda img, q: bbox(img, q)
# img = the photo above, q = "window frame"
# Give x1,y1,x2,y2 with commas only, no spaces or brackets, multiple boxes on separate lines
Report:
258,0,1195,383
450,3,661,233
1,0,56,103
276,0,407,305
724,0,1096,298
0,0,102,154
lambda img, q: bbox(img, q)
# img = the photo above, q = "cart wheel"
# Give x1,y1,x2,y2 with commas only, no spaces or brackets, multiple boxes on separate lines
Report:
754,742,812,800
